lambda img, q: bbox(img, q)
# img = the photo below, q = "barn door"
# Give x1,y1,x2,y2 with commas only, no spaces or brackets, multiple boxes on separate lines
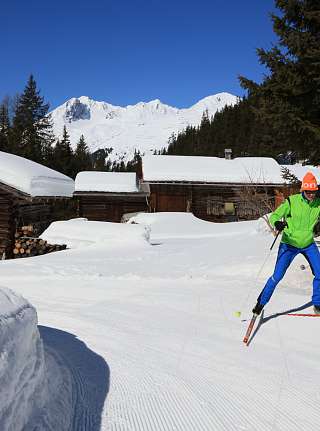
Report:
158,194,186,212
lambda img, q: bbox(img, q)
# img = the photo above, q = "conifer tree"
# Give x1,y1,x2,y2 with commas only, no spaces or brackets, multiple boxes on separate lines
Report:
73,134,93,175
281,166,301,186
239,0,320,163
92,149,108,171
0,98,10,152
12,75,54,163
53,126,73,176
126,149,142,172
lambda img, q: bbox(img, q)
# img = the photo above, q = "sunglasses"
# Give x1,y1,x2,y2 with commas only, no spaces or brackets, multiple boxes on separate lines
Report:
304,191,317,195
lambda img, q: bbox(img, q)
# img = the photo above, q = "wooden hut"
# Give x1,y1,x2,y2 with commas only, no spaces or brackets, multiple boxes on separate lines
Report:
0,151,74,259
142,155,290,222
74,171,150,222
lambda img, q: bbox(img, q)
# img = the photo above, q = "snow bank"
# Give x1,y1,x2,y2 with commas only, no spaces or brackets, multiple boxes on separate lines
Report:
75,171,139,193
0,151,74,197
41,218,150,249
0,286,46,430
143,155,284,184
127,212,257,240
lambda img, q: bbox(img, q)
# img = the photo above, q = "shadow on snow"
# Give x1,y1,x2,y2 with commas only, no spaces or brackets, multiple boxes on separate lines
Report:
247,301,313,346
39,326,110,430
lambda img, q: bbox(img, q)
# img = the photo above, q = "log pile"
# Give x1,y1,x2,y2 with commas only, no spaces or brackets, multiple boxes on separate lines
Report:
13,225,67,258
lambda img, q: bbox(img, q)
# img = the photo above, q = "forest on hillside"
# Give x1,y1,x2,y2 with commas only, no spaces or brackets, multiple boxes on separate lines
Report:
164,0,320,166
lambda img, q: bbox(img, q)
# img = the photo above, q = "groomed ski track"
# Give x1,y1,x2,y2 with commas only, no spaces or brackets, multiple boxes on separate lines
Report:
1,215,320,430
39,279,320,431
39,327,109,431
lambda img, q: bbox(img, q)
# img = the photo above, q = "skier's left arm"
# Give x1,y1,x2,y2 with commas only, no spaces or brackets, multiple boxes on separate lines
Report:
269,199,290,228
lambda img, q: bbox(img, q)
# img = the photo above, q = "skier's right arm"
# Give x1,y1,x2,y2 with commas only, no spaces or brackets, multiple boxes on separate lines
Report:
269,199,290,228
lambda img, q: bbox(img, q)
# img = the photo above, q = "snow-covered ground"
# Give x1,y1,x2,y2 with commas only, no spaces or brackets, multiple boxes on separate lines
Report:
1,213,320,430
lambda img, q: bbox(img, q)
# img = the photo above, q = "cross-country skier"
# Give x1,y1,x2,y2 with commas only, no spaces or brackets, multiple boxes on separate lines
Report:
253,171,320,315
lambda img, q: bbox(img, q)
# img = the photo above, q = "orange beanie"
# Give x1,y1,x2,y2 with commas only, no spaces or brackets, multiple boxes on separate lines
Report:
301,172,318,191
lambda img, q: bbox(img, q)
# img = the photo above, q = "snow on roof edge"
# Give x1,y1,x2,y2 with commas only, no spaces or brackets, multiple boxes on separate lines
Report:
0,151,74,198
75,171,140,193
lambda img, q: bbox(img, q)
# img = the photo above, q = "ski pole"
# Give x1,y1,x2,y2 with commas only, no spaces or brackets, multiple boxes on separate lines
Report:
269,231,280,251
238,221,286,324
269,221,287,250
242,225,285,345
243,223,287,344
237,236,275,319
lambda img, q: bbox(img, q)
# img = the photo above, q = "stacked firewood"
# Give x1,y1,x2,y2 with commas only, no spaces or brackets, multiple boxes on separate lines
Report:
13,225,67,258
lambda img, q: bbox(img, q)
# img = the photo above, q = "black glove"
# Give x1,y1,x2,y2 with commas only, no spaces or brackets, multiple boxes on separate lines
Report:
274,221,287,232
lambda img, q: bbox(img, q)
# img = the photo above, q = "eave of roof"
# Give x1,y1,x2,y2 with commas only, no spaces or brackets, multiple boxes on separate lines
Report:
143,180,286,187
73,191,149,197
0,181,72,201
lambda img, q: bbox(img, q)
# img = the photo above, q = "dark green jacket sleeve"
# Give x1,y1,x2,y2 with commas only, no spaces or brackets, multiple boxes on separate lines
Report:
269,199,290,227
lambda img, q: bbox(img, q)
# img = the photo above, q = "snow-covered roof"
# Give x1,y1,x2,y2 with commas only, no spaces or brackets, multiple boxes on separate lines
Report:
282,164,320,182
142,155,285,185
75,171,140,193
0,151,74,197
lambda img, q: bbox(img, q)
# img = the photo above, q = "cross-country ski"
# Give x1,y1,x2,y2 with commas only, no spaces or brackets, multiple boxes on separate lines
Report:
243,314,258,345
286,313,320,317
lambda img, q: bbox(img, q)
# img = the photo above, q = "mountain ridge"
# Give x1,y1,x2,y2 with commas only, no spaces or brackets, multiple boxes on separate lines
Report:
50,92,238,161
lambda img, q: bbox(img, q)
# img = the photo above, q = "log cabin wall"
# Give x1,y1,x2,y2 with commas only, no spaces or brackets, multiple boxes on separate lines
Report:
14,198,77,235
0,190,14,259
77,194,149,222
0,183,76,259
13,200,53,236
0,191,51,259
148,183,286,222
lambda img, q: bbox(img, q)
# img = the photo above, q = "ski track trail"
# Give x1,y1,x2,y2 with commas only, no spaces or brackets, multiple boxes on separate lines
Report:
101,297,320,431
101,308,319,431
3,228,320,430
45,345,96,430
39,326,109,431
33,286,320,430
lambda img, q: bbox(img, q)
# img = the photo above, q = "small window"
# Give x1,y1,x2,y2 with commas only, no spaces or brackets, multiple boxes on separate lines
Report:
224,202,235,215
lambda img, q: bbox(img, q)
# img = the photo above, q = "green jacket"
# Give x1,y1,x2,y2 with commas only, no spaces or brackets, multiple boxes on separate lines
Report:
269,193,320,248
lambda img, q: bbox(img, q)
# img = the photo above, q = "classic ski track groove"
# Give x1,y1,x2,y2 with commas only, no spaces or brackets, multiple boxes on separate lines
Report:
103,309,320,431
39,306,320,431
5,223,320,430
44,345,99,430
106,361,320,431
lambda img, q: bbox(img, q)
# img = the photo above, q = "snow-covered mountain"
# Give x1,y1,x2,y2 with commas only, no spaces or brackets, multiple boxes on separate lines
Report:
50,93,238,161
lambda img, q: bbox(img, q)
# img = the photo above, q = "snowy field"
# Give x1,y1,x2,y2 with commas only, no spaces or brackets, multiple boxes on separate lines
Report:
1,213,320,430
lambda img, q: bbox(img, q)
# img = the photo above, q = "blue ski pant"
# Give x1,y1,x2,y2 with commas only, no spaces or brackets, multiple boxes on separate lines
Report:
259,242,320,306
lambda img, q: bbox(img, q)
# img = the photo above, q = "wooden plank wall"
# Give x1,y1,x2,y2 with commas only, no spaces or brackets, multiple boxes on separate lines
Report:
149,183,278,222
78,195,149,222
0,191,14,259
14,202,52,236
0,185,76,259
13,199,77,236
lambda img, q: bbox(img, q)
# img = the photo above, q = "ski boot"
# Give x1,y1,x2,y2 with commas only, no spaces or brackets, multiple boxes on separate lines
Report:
313,305,320,315
252,302,264,315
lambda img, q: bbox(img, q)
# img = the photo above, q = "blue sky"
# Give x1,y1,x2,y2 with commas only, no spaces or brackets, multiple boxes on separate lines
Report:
2,0,276,109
